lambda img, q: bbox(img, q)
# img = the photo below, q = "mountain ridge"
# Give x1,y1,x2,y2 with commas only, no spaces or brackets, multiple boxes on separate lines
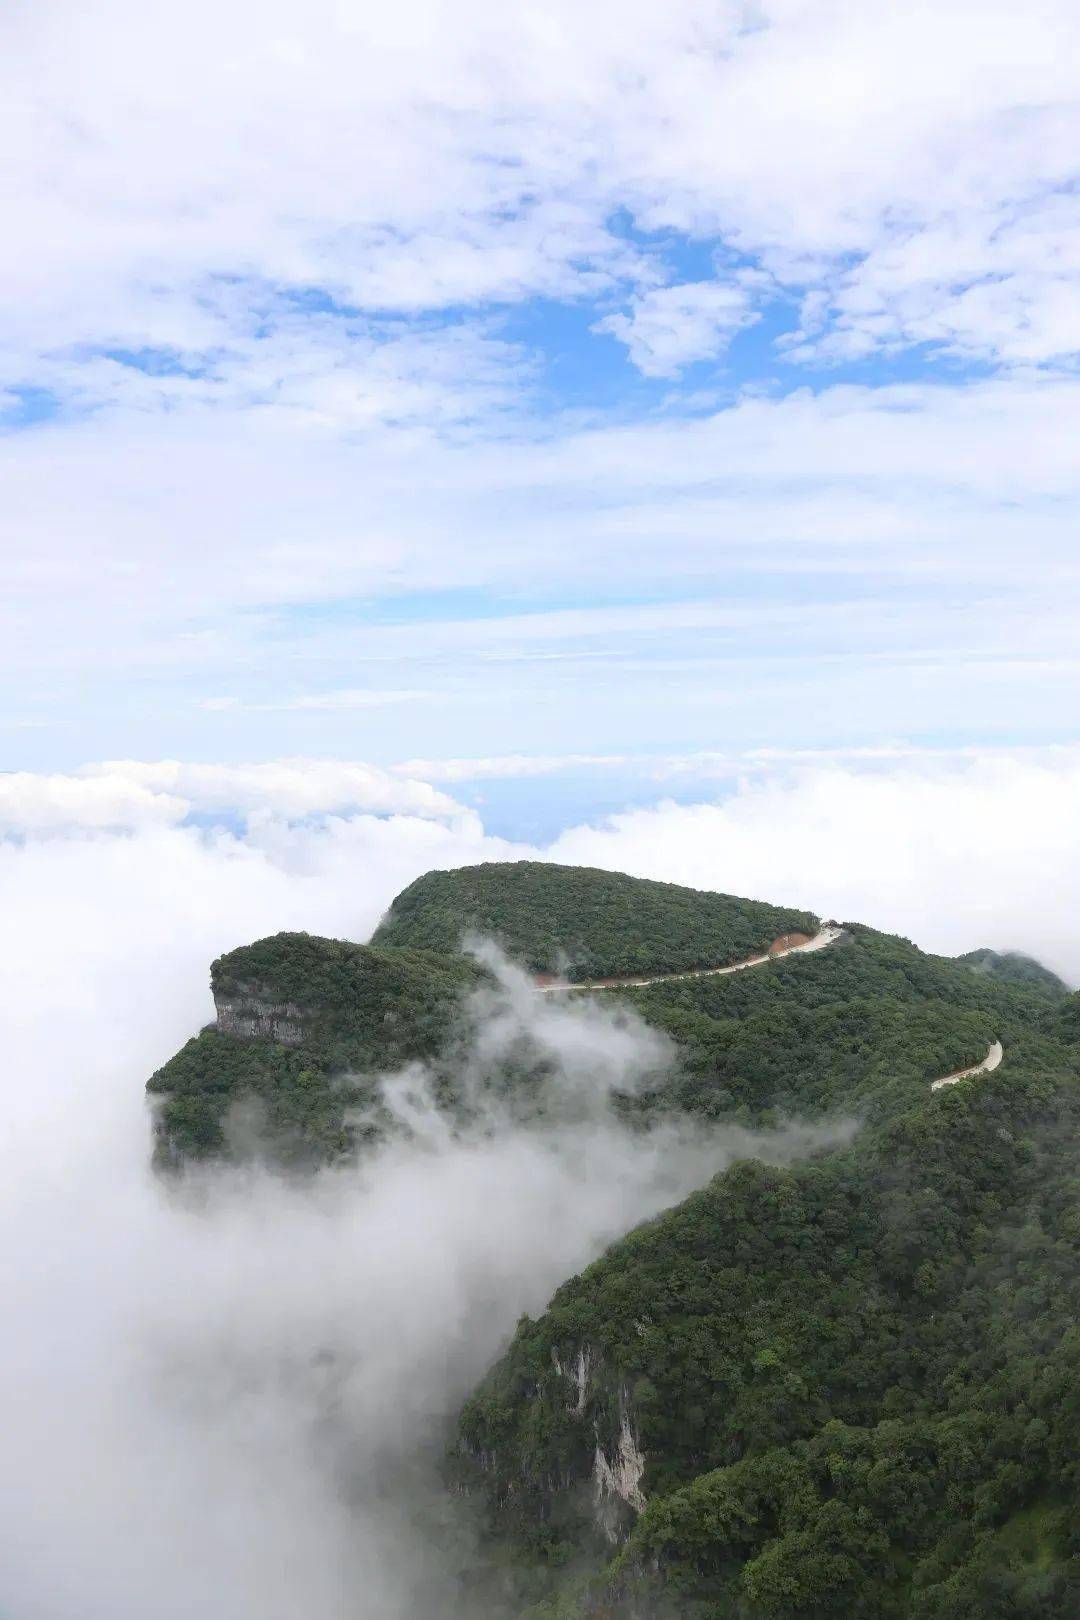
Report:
371,861,819,982
140,860,1080,1614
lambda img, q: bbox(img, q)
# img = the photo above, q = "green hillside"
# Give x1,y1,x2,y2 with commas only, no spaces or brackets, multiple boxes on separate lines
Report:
451,931,1080,1618
957,947,1069,999
147,932,479,1168
142,862,1080,1610
620,924,1049,1126
139,863,830,1171
371,861,818,981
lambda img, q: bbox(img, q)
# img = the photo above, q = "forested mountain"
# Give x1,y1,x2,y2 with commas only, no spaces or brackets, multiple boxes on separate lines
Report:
147,933,480,1167
147,862,817,1167
619,925,1050,1127
371,861,818,981
957,948,1068,998
458,1060,1080,1617
145,861,1080,1614
450,927,1080,1619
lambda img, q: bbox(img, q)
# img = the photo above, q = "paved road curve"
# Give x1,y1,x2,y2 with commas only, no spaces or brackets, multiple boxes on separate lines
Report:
930,1039,1004,1091
535,924,846,994
536,934,1004,1096
537,935,1005,1099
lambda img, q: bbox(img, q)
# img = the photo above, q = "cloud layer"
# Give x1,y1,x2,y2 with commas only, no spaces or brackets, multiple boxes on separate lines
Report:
0,782,840,1620
7,0,1080,381
4,3,1080,765
7,370,1080,764
1,749,1077,1615
3,748,1079,975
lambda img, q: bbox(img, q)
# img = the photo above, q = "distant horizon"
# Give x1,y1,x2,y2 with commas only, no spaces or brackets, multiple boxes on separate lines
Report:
7,9,1080,1617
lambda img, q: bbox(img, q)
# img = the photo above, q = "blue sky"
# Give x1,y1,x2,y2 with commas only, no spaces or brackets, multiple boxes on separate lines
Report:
3,0,1080,838
10,19,1080,1613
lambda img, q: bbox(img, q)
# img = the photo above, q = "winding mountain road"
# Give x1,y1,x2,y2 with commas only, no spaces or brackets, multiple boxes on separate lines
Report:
536,929,1005,1094
535,923,846,994
930,1039,1004,1091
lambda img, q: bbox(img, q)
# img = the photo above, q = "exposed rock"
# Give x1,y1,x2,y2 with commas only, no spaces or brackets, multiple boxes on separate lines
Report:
553,1343,596,1415
214,984,309,1046
550,1348,645,1539
592,1389,646,1541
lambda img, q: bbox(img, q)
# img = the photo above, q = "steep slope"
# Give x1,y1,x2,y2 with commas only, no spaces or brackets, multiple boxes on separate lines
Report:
371,861,818,982
536,925,845,993
141,863,1080,1610
618,925,1050,1127
147,932,480,1168
452,932,1080,1618
145,874,1066,1176
146,864,820,1168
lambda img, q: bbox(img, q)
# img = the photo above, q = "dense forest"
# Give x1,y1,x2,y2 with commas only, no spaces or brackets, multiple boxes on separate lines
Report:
147,863,818,1166
145,860,1080,1614
456,1054,1080,1617
619,925,1059,1127
450,923,1080,1618
371,861,818,981
147,934,480,1167
956,948,1068,998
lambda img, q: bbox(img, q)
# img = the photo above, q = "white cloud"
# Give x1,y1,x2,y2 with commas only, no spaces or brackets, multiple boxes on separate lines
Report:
1,802,790,1618
393,751,636,782
10,302,532,431
393,740,1077,786
0,760,464,834
549,752,1080,983
203,690,434,714
5,751,1080,980
5,369,1080,765
96,759,464,823
5,4,1080,767
0,771,189,835
785,194,1080,367
13,371,1080,629
594,279,762,376
4,0,1080,409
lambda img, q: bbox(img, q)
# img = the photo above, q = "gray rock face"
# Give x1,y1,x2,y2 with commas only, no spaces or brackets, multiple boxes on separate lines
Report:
592,1393,647,1540
214,984,308,1046
552,1343,646,1541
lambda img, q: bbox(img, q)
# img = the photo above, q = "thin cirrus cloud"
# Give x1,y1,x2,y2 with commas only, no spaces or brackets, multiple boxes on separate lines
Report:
201,690,435,714
391,741,1064,785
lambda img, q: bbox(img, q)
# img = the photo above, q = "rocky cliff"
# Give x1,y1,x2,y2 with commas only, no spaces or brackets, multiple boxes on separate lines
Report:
147,931,479,1167
213,983,309,1045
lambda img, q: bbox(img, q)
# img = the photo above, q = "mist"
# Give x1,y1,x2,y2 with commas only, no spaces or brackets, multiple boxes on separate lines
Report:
8,745,1062,1616
0,827,848,1620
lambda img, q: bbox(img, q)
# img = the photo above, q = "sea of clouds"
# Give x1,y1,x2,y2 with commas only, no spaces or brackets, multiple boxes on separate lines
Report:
0,750,1076,1618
